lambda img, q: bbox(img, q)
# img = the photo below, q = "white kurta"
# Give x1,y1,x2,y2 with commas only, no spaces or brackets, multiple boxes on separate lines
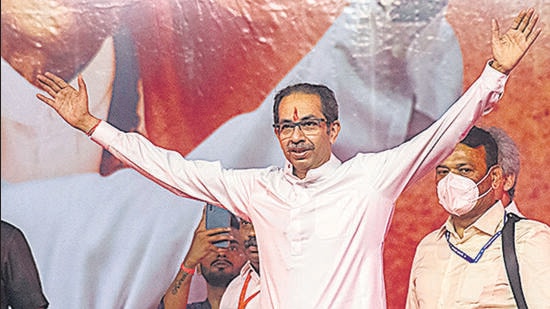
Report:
91,63,507,308
220,261,260,309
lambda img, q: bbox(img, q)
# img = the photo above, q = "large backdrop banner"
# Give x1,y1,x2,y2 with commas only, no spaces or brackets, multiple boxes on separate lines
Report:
2,0,549,308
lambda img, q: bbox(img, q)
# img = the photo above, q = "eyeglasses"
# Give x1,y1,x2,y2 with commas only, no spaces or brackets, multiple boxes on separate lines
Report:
273,118,327,138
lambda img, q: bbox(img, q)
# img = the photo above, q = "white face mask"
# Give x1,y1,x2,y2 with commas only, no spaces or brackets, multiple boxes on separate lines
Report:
437,169,493,216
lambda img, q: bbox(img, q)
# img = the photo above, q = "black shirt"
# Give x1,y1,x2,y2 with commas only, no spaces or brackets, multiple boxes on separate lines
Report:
1,220,49,309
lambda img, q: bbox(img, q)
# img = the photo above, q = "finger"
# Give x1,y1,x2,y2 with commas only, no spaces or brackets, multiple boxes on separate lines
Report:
491,19,500,43
45,72,71,90
526,27,542,47
36,93,56,107
212,233,233,242
518,8,534,33
206,227,232,235
77,74,87,95
209,233,233,245
38,76,59,98
509,9,525,30
37,82,56,97
37,74,61,94
524,13,539,39
198,205,207,229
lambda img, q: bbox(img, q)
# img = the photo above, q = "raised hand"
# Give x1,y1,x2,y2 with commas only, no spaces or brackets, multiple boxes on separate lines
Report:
182,209,234,268
491,8,542,74
36,72,100,134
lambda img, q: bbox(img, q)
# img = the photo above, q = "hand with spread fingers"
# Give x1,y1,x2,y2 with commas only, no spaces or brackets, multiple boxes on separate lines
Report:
36,72,100,134
490,8,542,74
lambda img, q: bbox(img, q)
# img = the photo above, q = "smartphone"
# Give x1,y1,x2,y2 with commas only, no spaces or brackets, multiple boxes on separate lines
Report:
205,203,231,248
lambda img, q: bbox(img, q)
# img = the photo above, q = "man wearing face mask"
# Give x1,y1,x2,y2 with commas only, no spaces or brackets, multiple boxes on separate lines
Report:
405,126,550,308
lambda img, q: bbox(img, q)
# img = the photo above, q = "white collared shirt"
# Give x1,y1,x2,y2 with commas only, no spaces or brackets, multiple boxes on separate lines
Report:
220,261,260,309
504,200,525,218
92,63,506,308
406,202,550,308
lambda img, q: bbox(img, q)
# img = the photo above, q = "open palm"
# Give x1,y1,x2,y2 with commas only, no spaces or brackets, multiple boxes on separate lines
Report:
36,72,99,133
491,8,541,74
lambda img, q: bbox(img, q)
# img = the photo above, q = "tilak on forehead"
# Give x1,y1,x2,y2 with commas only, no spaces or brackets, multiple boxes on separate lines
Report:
293,107,299,122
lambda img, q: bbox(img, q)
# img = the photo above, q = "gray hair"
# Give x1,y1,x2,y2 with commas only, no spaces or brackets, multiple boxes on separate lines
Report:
486,127,520,198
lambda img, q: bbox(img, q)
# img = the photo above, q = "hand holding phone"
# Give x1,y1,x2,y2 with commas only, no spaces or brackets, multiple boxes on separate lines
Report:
205,203,232,248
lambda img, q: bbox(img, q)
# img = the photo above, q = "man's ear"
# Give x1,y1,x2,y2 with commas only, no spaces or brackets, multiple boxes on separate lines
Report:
491,166,504,189
329,120,341,143
503,173,516,191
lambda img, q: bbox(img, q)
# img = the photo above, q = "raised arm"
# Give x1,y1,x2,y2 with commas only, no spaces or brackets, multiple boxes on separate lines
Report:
371,8,542,198
36,72,100,134
35,68,254,215
489,8,541,74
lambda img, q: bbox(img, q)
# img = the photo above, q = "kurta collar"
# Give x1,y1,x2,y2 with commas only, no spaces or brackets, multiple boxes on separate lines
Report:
283,153,341,184
239,261,259,278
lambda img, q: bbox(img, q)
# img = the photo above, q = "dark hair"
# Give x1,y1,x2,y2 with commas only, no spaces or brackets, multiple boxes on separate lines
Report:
272,83,339,125
460,126,499,170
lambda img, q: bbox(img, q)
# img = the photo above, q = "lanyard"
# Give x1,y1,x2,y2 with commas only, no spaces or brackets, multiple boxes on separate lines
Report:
238,270,260,309
445,214,507,263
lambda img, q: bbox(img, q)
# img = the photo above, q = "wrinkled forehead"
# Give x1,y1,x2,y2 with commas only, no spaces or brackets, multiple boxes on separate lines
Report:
278,92,323,121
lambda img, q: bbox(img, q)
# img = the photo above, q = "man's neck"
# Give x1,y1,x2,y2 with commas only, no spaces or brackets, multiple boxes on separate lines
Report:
451,200,498,238
206,285,227,309
453,212,487,238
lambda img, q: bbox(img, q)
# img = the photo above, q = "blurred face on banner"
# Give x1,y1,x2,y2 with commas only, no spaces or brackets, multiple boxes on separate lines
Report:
1,0,121,182
1,0,119,84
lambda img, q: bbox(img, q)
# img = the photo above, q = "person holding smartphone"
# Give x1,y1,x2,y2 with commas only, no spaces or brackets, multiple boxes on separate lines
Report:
159,206,247,309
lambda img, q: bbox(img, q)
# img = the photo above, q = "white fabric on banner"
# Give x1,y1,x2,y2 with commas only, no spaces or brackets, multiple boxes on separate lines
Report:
1,170,204,308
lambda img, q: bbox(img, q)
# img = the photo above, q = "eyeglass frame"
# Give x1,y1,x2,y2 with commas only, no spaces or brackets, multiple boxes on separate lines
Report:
272,117,329,137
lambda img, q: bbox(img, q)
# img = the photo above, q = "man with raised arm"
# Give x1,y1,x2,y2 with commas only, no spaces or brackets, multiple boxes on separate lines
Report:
35,9,540,309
